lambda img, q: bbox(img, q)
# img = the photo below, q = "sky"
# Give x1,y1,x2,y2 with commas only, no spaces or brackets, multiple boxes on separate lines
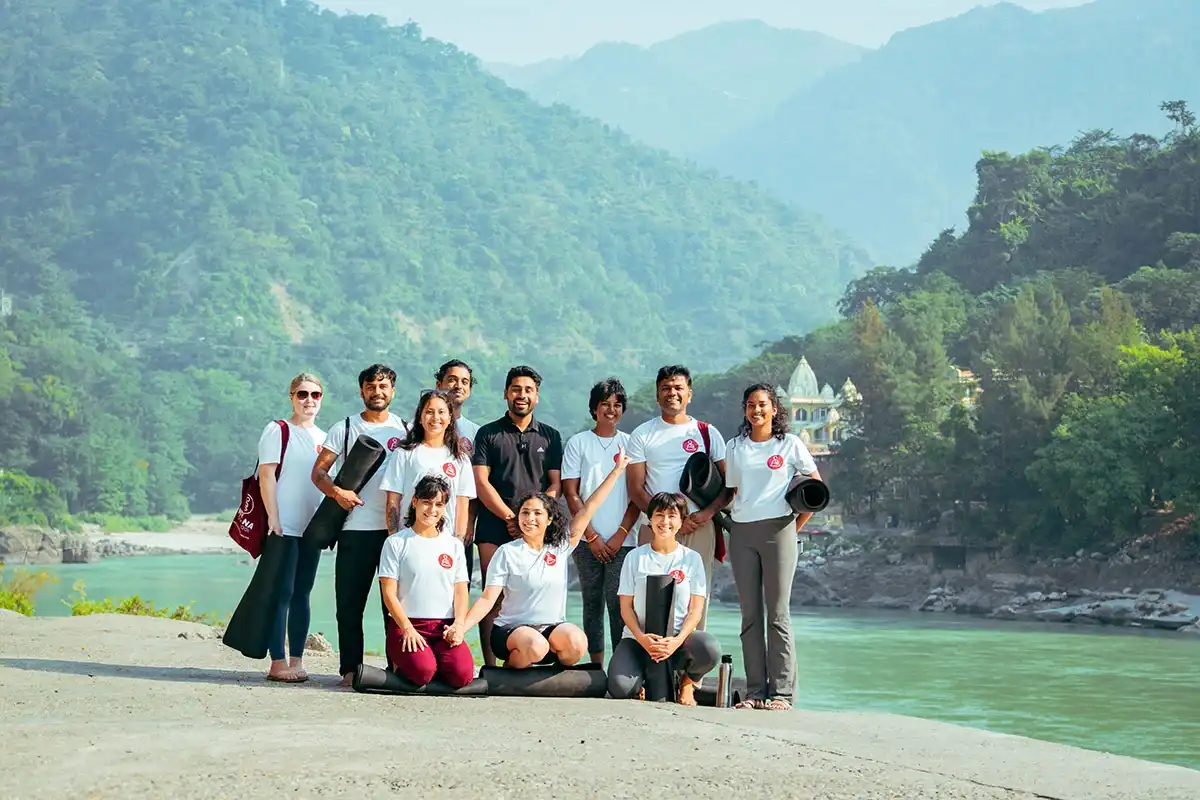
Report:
323,0,1092,64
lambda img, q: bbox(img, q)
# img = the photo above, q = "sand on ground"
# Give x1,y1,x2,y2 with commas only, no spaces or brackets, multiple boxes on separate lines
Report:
0,612,1196,800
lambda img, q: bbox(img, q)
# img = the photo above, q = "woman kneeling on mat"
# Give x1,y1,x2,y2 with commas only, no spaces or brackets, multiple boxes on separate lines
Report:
445,448,632,667
607,492,721,706
378,474,475,688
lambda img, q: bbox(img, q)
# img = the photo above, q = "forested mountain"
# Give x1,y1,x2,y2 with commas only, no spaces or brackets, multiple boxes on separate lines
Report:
0,0,870,525
678,105,1200,554
709,0,1200,264
488,21,865,157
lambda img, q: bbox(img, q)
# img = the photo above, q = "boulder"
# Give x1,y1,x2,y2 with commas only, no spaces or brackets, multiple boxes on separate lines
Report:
304,632,334,653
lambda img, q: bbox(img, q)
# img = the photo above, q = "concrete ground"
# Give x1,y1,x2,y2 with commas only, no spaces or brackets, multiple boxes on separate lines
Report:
1,611,1196,800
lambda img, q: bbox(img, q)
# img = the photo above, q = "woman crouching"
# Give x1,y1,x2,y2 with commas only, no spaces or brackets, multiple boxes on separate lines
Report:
607,492,721,706
378,474,475,688
444,447,631,667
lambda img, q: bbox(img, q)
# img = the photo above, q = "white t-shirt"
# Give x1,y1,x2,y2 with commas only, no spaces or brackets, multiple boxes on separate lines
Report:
617,543,708,639
487,538,578,628
725,433,819,523
376,528,467,620
378,443,477,535
321,413,409,531
626,416,727,517
456,416,480,457
256,421,327,537
562,429,634,546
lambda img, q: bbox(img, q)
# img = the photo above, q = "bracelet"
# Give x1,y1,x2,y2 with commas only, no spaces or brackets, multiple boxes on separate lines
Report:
584,533,597,543
616,526,628,534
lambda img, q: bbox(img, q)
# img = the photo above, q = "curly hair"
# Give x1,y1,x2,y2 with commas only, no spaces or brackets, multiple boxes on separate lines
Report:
512,491,570,549
404,474,452,532
401,389,466,459
737,382,790,441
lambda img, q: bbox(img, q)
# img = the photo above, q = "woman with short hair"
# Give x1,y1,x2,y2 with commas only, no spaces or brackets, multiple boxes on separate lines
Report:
444,448,631,667
723,383,821,710
606,491,721,706
257,372,327,683
562,378,640,664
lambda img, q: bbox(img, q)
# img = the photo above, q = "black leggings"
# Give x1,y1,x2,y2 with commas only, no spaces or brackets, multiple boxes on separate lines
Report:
334,529,389,676
268,536,322,661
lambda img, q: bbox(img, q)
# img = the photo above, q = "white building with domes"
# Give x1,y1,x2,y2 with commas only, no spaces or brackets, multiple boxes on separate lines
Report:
778,357,857,455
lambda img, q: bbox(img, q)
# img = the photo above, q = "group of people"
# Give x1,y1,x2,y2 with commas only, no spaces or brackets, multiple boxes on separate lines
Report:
252,358,821,709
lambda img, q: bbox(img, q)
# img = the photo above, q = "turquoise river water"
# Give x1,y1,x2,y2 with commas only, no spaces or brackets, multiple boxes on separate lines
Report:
26,553,1200,771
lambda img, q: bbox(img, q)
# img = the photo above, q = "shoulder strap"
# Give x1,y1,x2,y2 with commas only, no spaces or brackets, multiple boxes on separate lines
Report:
697,420,711,454
274,419,289,479
343,416,350,461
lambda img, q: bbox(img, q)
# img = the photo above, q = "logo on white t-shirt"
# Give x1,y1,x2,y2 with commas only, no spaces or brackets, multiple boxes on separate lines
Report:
670,569,686,584
613,453,621,464
543,552,557,566
462,438,473,453
387,437,402,451
438,553,453,569
442,461,457,478
682,438,699,453
767,454,784,470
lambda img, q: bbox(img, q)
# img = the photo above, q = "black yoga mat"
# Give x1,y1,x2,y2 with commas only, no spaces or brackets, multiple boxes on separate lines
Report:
694,676,747,708
642,574,676,702
222,533,292,659
353,663,488,696
478,663,607,698
303,434,386,550
786,476,830,514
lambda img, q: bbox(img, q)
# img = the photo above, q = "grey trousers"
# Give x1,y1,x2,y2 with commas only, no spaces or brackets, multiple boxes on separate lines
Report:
638,518,717,631
572,544,630,655
606,631,722,699
727,514,798,702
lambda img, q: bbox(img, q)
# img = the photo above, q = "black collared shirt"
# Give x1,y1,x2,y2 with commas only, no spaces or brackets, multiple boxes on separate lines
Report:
471,413,564,539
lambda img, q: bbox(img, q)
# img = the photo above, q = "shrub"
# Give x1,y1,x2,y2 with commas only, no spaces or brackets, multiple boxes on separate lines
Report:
63,579,226,626
0,470,76,530
0,563,56,615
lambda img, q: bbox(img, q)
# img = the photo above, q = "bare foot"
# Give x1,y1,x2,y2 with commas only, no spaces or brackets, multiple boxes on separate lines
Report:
266,663,306,683
338,672,354,687
288,657,307,680
676,675,698,707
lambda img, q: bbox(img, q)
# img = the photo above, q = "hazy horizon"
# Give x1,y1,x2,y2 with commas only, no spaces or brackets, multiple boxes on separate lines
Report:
323,0,1091,63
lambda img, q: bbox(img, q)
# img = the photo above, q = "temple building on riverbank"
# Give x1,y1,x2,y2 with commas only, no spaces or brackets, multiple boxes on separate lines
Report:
778,357,858,455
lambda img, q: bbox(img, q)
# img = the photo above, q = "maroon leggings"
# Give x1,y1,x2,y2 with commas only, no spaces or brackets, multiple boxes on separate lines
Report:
385,617,476,688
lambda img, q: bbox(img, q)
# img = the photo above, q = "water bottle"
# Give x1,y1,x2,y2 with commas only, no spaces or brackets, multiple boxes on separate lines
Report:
715,654,733,708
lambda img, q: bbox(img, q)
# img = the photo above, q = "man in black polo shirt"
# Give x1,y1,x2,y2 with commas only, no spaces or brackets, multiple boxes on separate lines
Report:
471,365,563,666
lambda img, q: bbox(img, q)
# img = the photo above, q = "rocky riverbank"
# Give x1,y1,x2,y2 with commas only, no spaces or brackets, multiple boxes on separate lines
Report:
706,528,1200,636
0,518,239,565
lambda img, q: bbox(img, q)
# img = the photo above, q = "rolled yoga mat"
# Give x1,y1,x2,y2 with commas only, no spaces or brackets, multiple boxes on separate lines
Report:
221,532,292,659
353,663,488,696
302,434,386,550
642,573,676,702
694,676,748,708
478,663,607,698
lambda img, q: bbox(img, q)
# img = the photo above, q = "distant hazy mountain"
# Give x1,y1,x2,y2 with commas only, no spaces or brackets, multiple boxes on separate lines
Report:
488,20,866,156
707,0,1200,264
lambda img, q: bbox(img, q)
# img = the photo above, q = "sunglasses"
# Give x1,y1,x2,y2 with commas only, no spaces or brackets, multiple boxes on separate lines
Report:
294,390,323,400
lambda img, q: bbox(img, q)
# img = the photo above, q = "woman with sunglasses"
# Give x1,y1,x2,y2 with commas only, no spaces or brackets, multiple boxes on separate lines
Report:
256,373,327,683
381,389,476,542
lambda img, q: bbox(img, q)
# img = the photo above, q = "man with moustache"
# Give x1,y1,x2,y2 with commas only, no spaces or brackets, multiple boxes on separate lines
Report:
470,365,563,666
626,364,729,631
311,363,409,685
435,359,481,581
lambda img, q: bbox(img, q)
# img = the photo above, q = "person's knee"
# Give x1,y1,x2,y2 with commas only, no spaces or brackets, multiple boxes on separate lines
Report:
441,648,476,688
551,626,588,665
687,631,721,675
509,629,550,662
607,670,642,700
403,655,438,686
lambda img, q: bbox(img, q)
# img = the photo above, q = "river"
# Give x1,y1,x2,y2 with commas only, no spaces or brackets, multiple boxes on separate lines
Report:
29,553,1200,771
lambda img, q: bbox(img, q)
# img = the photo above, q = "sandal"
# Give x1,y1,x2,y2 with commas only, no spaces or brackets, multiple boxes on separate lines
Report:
266,669,308,684
762,698,792,711
734,698,765,709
